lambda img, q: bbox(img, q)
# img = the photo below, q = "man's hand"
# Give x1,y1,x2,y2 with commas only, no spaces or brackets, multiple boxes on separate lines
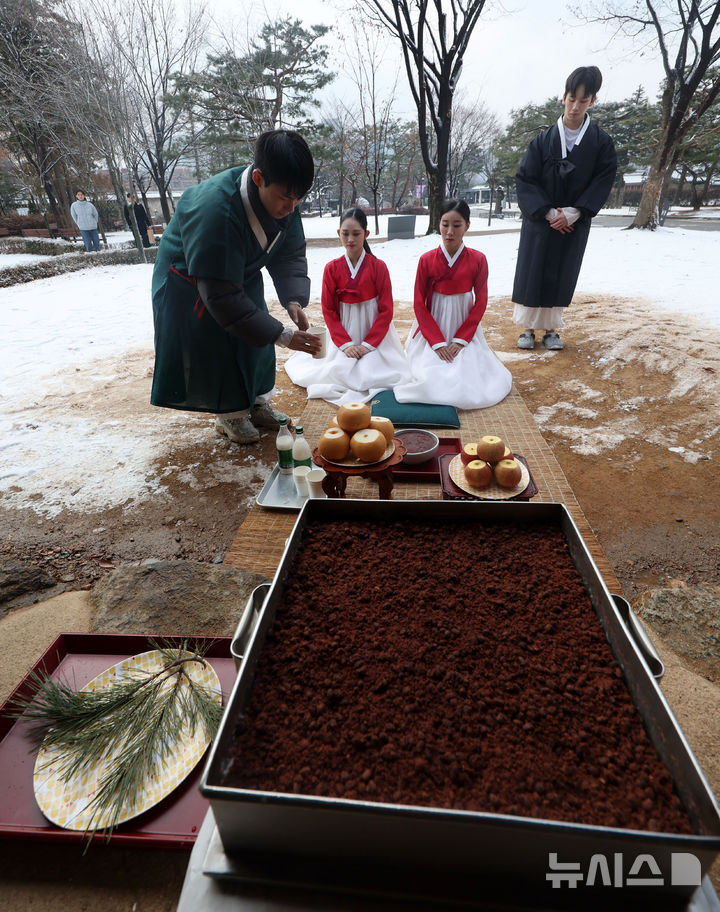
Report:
286,302,309,330
287,330,322,355
435,342,463,362
344,344,370,359
548,209,574,234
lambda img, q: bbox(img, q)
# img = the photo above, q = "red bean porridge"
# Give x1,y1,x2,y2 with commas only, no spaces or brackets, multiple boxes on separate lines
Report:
222,519,692,834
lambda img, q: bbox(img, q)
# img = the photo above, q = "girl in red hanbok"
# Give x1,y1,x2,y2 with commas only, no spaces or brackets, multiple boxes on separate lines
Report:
286,208,410,405
394,199,512,410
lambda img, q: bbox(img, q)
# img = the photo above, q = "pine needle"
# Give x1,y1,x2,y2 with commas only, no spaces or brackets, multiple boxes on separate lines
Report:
11,638,223,843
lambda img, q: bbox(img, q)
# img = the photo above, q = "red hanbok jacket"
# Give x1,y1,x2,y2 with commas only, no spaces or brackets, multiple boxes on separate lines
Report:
413,246,488,347
321,254,394,349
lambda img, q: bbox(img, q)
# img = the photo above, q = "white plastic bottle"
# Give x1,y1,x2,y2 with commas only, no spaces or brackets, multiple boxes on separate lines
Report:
292,425,312,468
276,418,294,474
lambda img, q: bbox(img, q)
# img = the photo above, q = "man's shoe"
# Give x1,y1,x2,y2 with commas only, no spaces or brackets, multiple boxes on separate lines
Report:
542,332,564,351
517,331,535,350
250,403,290,429
215,415,260,444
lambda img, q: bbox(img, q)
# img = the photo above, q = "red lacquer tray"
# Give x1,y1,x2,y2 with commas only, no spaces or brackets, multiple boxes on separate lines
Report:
0,633,235,848
391,436,462,481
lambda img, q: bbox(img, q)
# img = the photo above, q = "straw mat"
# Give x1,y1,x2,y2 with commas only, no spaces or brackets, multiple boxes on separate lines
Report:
225,387,621,592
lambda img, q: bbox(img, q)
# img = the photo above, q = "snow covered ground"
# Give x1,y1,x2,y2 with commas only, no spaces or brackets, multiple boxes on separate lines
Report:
1,218,718,517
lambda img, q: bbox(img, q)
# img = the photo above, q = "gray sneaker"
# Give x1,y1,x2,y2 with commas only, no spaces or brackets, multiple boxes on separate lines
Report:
542,332,564,351
517,331,535,350
250,403,290,429
215,415,260,444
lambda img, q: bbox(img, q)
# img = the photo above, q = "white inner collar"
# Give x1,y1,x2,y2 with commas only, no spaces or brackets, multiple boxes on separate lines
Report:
557,114,591,159
240,167,275,251
441,242,464,267
345,249,365,279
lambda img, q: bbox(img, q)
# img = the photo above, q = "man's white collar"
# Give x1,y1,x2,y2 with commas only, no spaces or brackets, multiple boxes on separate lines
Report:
240,167,282,252
557,114,591,159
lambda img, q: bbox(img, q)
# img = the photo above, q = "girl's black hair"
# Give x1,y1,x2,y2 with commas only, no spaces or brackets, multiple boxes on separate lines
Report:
439,198,471,223
565,66,602,98
254,129,315,198
340,207,373,255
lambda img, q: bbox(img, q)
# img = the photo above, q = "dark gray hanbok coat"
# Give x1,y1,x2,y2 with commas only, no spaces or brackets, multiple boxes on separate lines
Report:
512,118,617,309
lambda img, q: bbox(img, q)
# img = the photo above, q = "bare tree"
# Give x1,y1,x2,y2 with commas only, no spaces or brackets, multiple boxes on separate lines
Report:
447,91,500,197
341,18,401,234
0,0,90,225
359,0,489,231
322,104,358,216
97,0,208,224
383,122,420,210
592,1,720,229
57,5,151,255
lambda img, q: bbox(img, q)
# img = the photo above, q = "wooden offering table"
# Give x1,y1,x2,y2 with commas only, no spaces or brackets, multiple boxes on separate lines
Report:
312,439,407,500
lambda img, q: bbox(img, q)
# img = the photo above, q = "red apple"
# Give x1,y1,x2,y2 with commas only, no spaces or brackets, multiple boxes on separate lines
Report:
464,459,493,488
493,458,523,489
460,442,479,465
476,435,506,464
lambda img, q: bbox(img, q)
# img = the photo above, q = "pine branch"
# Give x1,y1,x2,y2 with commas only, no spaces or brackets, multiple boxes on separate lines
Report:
11,639,223,842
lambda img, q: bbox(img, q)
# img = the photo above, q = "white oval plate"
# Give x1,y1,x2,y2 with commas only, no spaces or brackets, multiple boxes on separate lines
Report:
33,649,222,831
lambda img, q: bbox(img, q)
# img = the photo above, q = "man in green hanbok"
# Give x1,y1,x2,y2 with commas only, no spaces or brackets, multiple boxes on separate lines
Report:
150,130,321,444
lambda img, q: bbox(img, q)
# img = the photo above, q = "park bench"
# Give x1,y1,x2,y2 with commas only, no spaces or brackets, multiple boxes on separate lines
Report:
56,227,81,241
21,228,52,238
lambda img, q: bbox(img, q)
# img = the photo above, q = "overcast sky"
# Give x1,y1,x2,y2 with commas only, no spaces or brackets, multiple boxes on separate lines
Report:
208,0,665,122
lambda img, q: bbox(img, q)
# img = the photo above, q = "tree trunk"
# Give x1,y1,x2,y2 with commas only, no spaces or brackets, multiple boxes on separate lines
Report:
157,185,172,224
42,175,63,229
427,170,442,233
697,159,718,209
632,165,663,229
671,163,688,209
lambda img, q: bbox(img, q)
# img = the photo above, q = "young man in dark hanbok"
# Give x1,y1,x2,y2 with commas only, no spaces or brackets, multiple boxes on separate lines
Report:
511,66,617,351
150,129,321,444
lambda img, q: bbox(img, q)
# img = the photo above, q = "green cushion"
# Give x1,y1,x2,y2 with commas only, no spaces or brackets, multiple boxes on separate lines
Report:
370,390,460,428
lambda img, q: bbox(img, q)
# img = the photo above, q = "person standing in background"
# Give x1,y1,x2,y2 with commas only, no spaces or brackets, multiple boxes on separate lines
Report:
70,190,101,252
124,193,152,248
511,65,617,351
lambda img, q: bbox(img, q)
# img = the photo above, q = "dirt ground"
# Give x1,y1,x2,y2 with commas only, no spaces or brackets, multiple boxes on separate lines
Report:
1,288,719,909
2,292,718,613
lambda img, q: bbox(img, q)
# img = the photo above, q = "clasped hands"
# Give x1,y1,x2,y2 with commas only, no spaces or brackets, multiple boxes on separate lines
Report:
344,344,371,359
547,207,576,234
435,341,463,362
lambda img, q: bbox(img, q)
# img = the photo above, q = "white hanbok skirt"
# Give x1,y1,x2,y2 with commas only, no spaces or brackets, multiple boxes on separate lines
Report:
394,291,512,410
285,297,411,406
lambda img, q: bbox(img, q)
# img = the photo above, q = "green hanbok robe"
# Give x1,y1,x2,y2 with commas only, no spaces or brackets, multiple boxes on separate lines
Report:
150,166,309,413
